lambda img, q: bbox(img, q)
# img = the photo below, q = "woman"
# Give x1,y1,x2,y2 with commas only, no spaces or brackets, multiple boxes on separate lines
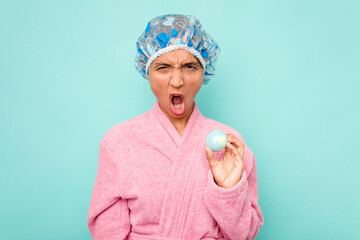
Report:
87,14,264,240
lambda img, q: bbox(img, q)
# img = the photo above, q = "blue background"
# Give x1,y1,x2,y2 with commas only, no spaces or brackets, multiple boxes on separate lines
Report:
1,0,359,239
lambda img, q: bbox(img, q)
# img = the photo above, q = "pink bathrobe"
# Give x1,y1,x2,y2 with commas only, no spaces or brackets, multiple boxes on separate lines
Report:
87,100,264,240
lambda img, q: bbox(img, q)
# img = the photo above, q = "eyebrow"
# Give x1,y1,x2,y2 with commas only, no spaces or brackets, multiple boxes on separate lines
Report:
184,61,201,66
152,62,172,67
152,61,201,67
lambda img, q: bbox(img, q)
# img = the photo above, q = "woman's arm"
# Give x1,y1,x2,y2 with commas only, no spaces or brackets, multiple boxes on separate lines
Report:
204,146,264,240
87,134,131,240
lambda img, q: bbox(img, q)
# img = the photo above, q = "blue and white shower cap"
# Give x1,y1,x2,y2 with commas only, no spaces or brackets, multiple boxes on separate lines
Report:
134,14,221,85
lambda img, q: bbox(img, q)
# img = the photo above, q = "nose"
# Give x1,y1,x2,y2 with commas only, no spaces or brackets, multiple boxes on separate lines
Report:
169,68,184,88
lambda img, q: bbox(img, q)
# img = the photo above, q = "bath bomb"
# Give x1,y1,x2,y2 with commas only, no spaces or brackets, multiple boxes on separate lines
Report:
206,129,228,152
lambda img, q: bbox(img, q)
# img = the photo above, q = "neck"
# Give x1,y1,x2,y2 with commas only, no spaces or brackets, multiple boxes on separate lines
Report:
159,102,194,136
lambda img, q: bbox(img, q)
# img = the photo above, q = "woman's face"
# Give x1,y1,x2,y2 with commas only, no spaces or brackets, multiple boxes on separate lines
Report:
148,49,204,120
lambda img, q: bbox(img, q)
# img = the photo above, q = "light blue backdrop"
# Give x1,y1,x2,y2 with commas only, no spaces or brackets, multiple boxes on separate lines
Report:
1,0,359,239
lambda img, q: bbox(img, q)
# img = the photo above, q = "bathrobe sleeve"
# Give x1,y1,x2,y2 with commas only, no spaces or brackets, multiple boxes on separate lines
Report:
203,148,264,240
87,133,131,240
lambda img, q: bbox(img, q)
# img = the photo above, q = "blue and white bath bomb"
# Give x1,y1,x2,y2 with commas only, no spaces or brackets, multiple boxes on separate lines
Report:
206,130,228,152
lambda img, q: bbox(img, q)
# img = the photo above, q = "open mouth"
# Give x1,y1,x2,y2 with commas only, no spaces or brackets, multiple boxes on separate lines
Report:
170,93,185,115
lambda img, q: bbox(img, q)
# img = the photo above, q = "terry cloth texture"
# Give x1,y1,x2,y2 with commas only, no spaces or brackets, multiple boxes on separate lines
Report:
87,100,264,240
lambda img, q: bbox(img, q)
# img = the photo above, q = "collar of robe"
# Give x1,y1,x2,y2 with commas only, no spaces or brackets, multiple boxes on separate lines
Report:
152,99,204,149
151,99,207,236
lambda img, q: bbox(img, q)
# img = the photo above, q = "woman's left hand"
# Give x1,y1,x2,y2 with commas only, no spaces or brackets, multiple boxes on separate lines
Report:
205,133,245,189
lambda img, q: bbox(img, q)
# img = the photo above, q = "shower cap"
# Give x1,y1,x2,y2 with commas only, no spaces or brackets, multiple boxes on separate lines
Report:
134,14,221,85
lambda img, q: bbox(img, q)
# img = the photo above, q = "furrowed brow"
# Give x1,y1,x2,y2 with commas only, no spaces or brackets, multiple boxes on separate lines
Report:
152,61,201,67
184,61,201,66
153,62,172,67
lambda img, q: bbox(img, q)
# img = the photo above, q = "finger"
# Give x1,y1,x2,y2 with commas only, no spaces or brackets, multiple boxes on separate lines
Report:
205,146,218,168
227,134,244,149
225,141,241,158
224,141,235,153
227,134,243,146
226,142,243,163
225,141,237,153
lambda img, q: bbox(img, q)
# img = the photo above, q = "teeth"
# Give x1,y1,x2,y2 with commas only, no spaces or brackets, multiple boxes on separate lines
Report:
174,104,182,108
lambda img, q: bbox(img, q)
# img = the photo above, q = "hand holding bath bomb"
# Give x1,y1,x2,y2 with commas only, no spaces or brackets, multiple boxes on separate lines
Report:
205,131,245,189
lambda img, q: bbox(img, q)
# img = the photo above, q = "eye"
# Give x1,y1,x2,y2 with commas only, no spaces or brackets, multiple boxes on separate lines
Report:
186,65,197,70
157,66,168,71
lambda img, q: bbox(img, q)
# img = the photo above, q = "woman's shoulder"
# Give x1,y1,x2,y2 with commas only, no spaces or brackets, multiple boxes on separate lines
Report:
100,109,153,145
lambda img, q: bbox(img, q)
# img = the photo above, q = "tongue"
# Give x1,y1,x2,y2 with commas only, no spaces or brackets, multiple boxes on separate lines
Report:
172,96,182,104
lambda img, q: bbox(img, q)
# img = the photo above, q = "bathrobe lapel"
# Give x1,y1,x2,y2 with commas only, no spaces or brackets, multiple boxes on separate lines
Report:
152,100,205,238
